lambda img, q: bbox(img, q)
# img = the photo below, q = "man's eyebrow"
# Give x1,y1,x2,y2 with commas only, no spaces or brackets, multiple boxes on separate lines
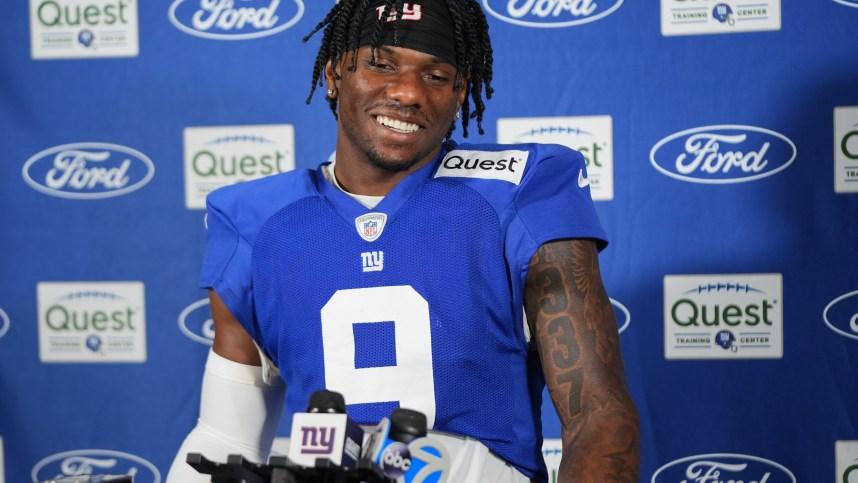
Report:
429,56,455,67
376,45,397,55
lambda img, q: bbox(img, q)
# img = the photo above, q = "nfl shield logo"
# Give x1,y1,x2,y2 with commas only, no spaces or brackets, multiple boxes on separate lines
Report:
355,212,387,242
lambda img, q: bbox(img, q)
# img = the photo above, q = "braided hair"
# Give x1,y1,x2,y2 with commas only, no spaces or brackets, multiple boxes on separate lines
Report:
303,0,494,143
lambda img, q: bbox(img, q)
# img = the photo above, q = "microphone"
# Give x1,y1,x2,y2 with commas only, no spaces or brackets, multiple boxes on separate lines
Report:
287,390,365,468
364,408,451,482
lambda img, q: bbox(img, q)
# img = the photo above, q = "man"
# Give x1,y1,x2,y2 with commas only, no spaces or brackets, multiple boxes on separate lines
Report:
167,0,639,481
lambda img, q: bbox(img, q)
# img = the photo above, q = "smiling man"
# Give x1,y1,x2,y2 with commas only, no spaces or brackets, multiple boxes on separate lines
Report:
167,1,639,482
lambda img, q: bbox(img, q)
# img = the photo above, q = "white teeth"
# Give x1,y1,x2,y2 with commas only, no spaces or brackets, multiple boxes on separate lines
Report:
376,115,418,133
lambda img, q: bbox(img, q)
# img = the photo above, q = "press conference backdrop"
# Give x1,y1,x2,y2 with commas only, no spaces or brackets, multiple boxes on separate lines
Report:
1,0,856,481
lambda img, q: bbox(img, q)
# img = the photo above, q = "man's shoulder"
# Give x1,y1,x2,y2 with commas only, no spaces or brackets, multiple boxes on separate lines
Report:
206,167,317,210
204,167,321,236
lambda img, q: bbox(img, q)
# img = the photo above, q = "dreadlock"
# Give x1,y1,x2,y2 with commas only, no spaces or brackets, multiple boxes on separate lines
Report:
302,0,494,144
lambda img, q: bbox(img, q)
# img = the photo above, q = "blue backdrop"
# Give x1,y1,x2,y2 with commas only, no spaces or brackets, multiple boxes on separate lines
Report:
2,0,857,481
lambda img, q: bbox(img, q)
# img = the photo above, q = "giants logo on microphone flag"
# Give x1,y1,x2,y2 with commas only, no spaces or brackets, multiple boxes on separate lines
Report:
288,412,363,467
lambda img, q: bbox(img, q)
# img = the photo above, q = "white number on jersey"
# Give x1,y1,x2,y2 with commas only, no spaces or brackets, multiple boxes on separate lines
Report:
321,285,436,427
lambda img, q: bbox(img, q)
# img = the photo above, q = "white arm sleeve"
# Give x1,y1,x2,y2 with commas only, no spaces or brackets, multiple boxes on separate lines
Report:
166,349,286,483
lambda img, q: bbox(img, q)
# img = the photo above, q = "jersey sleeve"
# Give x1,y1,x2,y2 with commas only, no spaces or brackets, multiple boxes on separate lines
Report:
198,191,260,342
513,144,608,253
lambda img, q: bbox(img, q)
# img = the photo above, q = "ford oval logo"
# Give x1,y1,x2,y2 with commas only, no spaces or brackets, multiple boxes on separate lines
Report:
652,453,795,483
833,0,858,7
169,0,304,40
823,290,858,341
650,125,796,184
32,449,161,483
610,298,630,334
0,307,9,340
482,0,623,28
23,143,154,199
179,298,215,345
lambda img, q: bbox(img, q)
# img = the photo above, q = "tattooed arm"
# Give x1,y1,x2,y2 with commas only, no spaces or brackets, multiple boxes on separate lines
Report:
524,238,640,482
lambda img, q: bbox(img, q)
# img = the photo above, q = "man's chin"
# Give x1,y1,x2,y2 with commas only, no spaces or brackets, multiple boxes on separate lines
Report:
367,152,423,174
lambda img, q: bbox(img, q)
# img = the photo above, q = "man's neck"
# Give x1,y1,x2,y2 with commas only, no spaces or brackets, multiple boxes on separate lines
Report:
323,162,384,209
332,144,442,196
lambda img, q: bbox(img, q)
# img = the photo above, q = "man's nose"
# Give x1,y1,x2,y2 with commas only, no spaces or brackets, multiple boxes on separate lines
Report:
385,70,426,107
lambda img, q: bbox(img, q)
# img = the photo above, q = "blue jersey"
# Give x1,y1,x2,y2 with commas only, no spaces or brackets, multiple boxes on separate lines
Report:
199,142,607,480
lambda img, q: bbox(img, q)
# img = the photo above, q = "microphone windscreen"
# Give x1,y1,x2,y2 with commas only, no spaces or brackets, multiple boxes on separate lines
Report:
306,389,346,413
389,408,427,443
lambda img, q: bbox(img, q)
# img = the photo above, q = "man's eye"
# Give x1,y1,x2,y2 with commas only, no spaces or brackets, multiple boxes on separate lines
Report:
367,59,393,70
425,74,450,84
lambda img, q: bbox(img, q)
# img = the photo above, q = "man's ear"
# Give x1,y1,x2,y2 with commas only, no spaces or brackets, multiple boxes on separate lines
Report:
324,60,337,95
456,75,471,111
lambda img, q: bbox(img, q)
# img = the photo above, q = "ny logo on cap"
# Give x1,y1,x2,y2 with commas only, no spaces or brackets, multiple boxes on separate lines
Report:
376,4,423,22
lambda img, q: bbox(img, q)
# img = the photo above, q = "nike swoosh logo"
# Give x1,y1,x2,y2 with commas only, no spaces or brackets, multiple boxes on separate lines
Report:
578,169,591,188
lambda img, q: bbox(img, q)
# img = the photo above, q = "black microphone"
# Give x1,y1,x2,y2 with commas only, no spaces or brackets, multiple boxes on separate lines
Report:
389,408,427,443
364,408,451,482
287,390,364,468
307,389,347,414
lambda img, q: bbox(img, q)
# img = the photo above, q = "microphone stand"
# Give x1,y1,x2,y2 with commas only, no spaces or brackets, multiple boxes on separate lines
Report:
186,453,395,483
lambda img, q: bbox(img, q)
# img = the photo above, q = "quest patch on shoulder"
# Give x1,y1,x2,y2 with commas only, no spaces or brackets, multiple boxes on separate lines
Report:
435,149,529,185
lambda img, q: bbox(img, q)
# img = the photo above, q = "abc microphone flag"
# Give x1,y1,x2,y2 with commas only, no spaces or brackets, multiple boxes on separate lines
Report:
365,408,451,482
287,390,364,468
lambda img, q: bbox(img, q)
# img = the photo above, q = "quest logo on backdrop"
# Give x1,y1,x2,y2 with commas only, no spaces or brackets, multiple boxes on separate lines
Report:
184,124,295,209
31,449,160,483
29,0,139,59
660,0,781,36
482,0,623,27
179,298,214,345
833,0,858,7
169,0,304,40
650,125,795,184
823,290,858,342
663,274,783,359
834,106,858,193
652,453,795,482
497,116,614,200
37,282,147,363
23,142,154,199
837,441,858,482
